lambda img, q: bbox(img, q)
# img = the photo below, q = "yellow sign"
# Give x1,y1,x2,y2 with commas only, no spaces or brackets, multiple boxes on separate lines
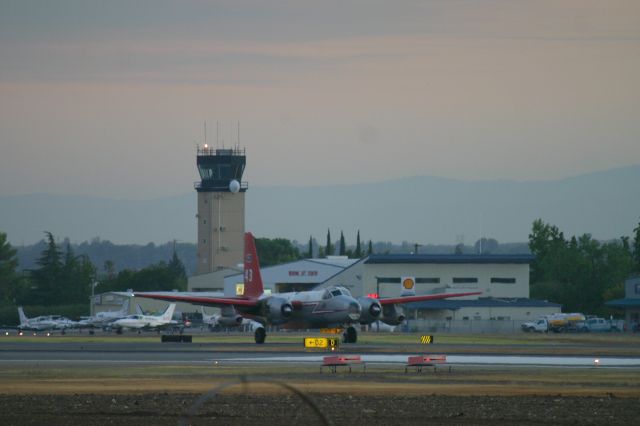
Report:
235,283,244,296
420,335,434,344
304,337,339,349
320,328,344,334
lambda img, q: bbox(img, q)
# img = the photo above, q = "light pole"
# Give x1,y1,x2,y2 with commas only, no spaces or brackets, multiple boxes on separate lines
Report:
90,281,99,316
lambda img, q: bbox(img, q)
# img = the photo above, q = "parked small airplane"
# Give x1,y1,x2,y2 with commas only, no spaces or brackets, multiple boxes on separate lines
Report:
78,299,131,328
110,303,178,333
136,233,482,344
18,307,78,332
201,307,261,331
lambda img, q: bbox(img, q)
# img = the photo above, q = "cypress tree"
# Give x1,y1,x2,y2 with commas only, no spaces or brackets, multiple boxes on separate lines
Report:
325,229,333,256
339,231,346,256
307,236,313,258
355,230,362,258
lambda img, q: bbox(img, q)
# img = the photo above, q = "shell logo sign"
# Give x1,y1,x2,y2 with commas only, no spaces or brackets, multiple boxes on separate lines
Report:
401,277,416,296
402,277,415,290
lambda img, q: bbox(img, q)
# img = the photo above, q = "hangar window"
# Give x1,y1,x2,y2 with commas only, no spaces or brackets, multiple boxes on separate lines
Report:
376,277,401,283
453,277,478,283
416,278,440,284
491,277,516,284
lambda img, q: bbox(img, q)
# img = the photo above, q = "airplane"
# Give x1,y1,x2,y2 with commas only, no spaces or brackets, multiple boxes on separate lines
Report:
135,232,482,344
78,299,131,329
110,303,179,333
18,307,78,332
201,307,261,331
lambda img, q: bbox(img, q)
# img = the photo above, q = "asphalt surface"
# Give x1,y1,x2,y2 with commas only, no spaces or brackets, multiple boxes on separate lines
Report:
2,337,640,367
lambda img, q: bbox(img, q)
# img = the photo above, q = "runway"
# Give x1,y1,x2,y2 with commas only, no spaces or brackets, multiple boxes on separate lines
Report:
2,339,640,368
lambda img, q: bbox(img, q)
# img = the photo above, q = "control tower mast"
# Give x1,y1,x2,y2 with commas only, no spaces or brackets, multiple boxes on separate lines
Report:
195,145,248,274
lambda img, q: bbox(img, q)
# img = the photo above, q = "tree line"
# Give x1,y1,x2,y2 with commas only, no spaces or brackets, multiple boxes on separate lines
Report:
528,218,640,315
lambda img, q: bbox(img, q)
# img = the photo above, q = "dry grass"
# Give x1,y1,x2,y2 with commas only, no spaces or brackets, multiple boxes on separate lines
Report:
2,363,639,398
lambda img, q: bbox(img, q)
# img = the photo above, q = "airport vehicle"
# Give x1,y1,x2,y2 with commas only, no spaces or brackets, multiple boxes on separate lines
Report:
110,303,178,333
136,233,481,344
18,307,78,332
78,300,131,328
521,313,586,333
577,317,621,332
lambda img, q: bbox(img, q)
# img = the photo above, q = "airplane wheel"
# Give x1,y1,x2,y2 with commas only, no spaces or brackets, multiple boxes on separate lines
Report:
343,326,357,344
116,328,123,334
254,327,266,344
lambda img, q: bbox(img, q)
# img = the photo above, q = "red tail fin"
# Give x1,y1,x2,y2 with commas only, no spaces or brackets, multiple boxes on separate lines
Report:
243,232,264,299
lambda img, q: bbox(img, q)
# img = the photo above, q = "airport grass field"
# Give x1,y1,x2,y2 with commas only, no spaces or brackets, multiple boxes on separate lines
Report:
1,332,640,425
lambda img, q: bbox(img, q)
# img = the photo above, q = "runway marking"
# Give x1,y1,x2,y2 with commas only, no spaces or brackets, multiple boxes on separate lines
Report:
211,354,640,367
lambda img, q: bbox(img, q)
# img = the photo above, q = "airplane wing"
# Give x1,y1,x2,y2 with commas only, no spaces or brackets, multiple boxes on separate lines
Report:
134,292,259,308
378,291,482,305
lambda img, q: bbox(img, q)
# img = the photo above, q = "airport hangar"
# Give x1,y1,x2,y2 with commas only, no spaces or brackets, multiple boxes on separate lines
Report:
90,252,560,324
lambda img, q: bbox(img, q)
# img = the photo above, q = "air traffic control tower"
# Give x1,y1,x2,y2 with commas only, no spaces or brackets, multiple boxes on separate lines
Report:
195,146,248,275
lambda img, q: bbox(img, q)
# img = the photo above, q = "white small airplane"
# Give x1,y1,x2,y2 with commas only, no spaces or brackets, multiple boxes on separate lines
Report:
110,303,178,333
78,300,131,328
18,307,78,332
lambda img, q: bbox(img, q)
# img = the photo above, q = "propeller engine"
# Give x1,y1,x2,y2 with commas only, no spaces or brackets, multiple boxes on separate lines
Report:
266,297,293,324
217,314,244,327
357,297,382,324
381,304,406,326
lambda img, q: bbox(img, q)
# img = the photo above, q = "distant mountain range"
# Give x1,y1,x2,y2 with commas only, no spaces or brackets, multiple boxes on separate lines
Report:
2,165,639,247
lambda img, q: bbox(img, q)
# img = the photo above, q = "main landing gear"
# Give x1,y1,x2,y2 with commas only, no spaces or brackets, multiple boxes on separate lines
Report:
343,326,358,344
254,327,266,344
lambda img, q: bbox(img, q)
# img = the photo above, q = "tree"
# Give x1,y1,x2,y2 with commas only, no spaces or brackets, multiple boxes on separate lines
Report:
325,229,333,256
0,232,21,305
103,260,116,280
528,220,634,315
355,230,362,258
339,231,346,256
633,218,640,272
307,236,313,259
30,232,63,305
475,238,499,254
168,250,187,281
255,237,301,266
367,240,373,255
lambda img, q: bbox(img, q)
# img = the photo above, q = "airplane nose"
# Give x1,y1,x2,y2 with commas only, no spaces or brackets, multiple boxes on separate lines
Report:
348,301,361,320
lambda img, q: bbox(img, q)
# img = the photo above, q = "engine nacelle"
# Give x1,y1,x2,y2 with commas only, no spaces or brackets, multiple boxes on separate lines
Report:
217,315,244,327
357,297,382,324
381,304,406,326
266,297,293,324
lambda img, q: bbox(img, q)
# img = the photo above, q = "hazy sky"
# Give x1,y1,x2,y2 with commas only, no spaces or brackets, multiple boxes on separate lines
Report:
1,0,639,199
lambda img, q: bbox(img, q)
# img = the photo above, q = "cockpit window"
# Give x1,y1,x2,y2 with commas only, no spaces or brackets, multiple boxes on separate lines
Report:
338,287,352,297
331,289,342,297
